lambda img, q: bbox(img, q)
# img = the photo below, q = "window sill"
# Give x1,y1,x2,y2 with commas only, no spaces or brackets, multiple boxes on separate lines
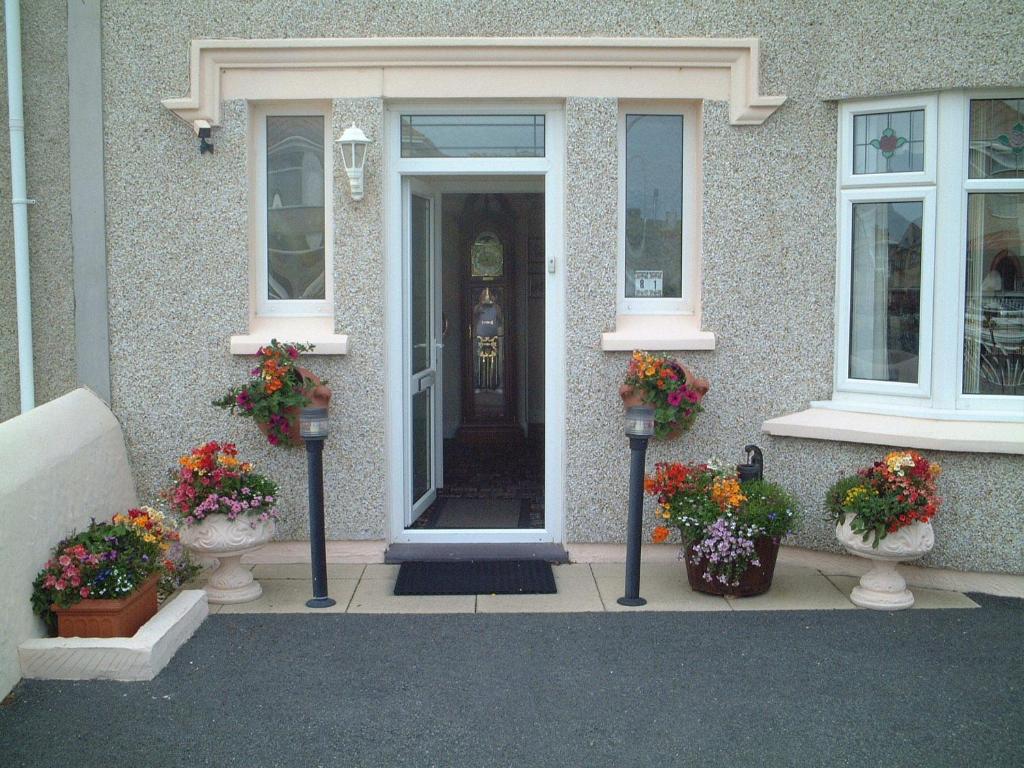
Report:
229,317,348,356
600,314,715,352
762,407,1024,455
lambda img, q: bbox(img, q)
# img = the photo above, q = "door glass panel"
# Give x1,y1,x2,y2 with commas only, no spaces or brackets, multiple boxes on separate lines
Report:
969,99,1024,179
266,115,325,300
401,115,545,158
852,110,925,175
963,193,1024,396
411,194,431,374
624,114,683,299
411,389,430,504
849,201,923,383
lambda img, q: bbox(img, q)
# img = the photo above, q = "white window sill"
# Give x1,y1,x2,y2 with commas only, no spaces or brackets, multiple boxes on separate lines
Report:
762,407,1024,455
600,314,715,352
229,317,348,356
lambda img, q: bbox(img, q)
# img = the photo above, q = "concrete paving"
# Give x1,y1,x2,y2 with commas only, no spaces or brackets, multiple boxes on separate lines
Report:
197,561,981,614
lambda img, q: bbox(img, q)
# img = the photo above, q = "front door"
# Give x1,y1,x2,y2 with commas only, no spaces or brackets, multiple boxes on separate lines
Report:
403,178,443,526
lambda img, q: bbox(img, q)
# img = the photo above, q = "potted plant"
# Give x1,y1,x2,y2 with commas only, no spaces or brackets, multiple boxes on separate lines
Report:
647,461,798,596
166,441,280,604
827,450,941,610
31,507,180,638
620,351,708,440
213,339,330,447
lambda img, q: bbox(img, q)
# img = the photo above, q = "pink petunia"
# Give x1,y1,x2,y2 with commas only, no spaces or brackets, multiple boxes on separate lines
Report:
666,389,684,407
79,587,91,598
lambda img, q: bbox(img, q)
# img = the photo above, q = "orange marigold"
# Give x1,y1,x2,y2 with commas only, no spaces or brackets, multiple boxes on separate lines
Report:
652,526,671,544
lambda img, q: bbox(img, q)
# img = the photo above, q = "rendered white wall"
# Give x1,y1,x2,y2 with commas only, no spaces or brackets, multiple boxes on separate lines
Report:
0,388,138,700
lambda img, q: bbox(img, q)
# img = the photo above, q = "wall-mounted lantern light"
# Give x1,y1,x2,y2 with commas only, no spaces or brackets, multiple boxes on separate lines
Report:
195,119,214,155
336,123,371,201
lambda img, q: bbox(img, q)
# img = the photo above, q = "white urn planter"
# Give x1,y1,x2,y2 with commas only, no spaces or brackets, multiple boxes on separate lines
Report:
835,519,934,610
179,516,275,604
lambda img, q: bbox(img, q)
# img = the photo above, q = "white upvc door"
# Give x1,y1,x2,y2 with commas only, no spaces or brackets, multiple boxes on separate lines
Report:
403,178,444,526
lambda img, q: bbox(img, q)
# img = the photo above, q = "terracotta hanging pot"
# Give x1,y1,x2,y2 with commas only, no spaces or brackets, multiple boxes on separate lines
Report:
619,359,709,440
256,367,332,446
52,573,160,638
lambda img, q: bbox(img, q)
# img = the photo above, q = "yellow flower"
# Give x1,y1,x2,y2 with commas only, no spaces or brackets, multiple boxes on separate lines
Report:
712,477,746,509
143,534,156,543
843,485,875,505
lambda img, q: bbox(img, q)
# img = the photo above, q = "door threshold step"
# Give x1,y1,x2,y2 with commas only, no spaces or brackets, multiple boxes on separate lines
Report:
384,543,569,564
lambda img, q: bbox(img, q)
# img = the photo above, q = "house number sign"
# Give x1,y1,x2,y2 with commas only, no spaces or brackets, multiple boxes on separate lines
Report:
634,270,663,297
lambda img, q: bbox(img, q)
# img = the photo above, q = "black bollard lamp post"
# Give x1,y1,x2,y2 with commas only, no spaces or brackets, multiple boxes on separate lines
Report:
300,406,335,608
618,404,655,607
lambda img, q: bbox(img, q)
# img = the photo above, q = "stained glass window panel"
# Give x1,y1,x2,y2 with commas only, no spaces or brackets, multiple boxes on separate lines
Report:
853,110,925,175
266,116,326,301
969,99,1024,179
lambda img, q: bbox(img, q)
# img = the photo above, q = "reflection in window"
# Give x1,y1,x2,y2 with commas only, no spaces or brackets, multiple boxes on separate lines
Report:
400,115,545,158
963,193,1024,395
969,99,1024,180
266,116,325,301
624,114,683,299
849,201,923,383
852,110,925,175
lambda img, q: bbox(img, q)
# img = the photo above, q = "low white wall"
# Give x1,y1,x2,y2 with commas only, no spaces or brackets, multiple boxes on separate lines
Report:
0,388,138,700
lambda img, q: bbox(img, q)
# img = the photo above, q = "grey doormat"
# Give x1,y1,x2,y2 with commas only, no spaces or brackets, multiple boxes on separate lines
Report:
393,559,557,595
433,497,524,528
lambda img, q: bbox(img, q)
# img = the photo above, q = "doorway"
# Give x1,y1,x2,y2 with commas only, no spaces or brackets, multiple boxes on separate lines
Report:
385,106,564,547
407,189,546,531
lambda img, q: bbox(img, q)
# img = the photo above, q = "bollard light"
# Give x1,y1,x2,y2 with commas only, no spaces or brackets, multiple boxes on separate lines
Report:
300,406,335,608
618,405,655,607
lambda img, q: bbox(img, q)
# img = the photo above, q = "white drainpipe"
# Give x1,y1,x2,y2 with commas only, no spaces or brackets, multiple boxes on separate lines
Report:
5,0,34,411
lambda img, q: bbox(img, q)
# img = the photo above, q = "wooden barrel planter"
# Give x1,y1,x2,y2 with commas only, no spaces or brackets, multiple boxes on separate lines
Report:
684,537,782,597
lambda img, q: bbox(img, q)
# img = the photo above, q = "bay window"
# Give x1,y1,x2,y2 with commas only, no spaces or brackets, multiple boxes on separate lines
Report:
831,91,1023,420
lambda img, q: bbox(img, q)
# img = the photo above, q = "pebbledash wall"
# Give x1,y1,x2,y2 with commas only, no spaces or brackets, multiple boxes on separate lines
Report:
1,1,1022,572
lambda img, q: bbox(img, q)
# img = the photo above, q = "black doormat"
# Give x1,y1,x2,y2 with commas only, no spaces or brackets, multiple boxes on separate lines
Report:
393,560,557,596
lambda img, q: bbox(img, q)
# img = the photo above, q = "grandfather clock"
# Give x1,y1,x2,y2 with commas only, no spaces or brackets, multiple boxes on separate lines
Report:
458,195,521,445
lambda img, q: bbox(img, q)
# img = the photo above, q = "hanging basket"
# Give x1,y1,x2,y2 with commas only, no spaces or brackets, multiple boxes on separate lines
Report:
619,359,709,441
256,367,332,447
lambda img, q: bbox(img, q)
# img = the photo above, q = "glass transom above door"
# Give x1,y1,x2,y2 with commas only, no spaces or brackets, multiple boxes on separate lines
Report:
400,115,545,158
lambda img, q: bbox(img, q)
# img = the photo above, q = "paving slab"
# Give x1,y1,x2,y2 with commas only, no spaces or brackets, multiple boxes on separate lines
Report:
726,565,856,611
477,564,603,613
347,573,476,613
360,564,401,580
250,563,365,580
591,562,732,611
826,575,980,609
216,579,358,614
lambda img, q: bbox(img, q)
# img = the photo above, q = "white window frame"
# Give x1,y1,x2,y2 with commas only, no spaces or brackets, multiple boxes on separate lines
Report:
617,102,699,316
252,101,334,319
840,94,937,188
835,187,936,400
826,90,1023,422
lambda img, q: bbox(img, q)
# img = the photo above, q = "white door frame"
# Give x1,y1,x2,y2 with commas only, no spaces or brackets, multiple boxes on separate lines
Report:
384,102,566,545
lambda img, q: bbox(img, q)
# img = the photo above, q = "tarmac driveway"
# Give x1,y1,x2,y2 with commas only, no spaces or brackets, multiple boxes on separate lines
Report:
1,595,1021,767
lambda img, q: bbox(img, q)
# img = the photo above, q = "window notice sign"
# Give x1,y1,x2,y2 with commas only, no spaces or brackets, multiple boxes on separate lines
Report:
634,270,663,297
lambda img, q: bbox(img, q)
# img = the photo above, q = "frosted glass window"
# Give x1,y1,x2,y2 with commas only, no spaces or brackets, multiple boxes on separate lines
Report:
853,110,925,175
266,116,326,301
624,114,683,299
400,115,545,158
962,193,1024,395
969,99,1024,179
849,201,923,383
